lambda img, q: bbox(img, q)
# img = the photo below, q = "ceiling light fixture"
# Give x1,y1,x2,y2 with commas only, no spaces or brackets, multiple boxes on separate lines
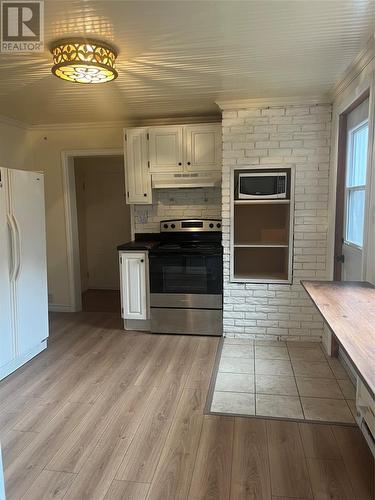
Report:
51,38,118,84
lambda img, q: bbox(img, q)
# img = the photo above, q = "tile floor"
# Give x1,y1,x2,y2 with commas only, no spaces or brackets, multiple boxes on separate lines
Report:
210,338,357,424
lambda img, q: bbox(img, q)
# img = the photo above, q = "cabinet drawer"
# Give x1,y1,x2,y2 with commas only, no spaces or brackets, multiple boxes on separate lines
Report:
151,307,222,336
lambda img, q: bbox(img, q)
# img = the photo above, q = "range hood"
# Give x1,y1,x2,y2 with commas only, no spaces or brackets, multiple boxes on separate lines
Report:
152,171,221,189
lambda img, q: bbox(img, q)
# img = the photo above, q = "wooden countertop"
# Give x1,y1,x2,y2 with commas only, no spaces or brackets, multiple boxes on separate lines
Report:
301,280,375,398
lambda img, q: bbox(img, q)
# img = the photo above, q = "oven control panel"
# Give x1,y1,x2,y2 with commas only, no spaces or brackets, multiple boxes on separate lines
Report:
160,219,222,232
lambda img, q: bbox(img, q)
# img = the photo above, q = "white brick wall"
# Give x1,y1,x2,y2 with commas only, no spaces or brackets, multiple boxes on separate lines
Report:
134,187,221,233
222,104,332,342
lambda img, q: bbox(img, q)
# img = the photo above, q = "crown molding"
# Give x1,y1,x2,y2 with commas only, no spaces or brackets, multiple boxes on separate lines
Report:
0,114,29,130
332,33,375,99
30,120,127,131
216,94,331,110
29,114,221,131
127,114,221,127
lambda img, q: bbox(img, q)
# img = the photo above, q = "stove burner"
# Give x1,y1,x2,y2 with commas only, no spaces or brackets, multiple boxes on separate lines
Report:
151,219,222,255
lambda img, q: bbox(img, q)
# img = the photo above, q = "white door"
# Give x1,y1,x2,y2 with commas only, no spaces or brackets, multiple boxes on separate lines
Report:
125,129,152,204
8,169,48,355
149,127,183,173
120,252,148,320
185,124,221,171
342,99,369,281
0,168,14,369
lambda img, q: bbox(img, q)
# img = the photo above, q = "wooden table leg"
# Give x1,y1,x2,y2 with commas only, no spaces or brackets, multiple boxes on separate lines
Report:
322,323,339,357
331,334,339,357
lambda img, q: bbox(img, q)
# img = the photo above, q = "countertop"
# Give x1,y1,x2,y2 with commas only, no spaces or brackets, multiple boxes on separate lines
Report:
117,233,160,251
302,280,375,398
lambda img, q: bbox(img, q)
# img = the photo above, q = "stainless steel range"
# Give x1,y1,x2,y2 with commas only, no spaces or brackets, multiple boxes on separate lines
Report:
149,219,223,336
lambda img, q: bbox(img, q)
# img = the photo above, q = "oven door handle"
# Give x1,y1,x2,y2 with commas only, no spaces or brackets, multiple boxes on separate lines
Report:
149,252,222,258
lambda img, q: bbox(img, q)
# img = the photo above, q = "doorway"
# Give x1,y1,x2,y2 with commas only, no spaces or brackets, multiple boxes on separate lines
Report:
334,95,370,281
74,155,131,312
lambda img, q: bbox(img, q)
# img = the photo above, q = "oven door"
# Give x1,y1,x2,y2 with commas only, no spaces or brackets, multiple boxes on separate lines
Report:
149,251,223,335
149,252,223,298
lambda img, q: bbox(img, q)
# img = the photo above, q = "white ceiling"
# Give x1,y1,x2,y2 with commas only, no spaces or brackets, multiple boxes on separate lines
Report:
0,0,374,125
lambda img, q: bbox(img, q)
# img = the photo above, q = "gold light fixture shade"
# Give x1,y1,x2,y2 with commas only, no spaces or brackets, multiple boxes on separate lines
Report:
51,38,118,84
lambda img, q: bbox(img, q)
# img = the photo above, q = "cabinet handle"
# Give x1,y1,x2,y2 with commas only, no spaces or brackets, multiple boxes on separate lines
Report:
140,259,144,263
144,193,147,197
187,162,191,165
178,162,182,166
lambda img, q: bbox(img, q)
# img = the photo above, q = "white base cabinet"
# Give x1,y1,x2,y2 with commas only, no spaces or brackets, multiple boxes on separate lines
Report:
119,251,149,329
356,378,375,456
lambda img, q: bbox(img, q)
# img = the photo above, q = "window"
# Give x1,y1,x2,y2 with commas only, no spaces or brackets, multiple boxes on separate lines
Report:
345,121,368,247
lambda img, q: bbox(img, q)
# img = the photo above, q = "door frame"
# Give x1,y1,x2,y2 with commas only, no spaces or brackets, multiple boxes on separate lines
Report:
332,75,375,282
61,149,134,312
333,90,370,280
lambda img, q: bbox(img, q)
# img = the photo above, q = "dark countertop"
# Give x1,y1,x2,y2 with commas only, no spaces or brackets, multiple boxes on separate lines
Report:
117,233,160,251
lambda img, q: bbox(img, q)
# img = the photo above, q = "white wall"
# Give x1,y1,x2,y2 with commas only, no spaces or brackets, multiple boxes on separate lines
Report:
27,125,124,308
221,103,331,340
328,45,375,284
0,120,33,170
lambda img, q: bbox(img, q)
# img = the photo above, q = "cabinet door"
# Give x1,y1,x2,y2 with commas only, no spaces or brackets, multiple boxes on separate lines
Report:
124,129,152,204
185,124,221,171
149,127,183,172
120,252,148,320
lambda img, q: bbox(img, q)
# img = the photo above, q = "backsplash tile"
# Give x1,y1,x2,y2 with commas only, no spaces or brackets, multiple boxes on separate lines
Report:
134,187,222,233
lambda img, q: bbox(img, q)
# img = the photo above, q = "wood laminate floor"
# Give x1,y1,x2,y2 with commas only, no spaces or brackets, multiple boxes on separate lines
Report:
0,312,374,499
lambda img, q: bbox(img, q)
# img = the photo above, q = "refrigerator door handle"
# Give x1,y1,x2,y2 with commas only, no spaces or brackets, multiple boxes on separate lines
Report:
7,213,17,281
12,214,21,282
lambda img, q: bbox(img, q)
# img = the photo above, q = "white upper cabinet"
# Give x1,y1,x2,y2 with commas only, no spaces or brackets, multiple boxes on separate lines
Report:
124,128,152,204
123,123,221,203
185,124,221,171
149,127,183,173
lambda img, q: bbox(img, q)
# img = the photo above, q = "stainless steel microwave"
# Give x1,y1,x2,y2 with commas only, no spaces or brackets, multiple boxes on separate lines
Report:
238,172,287,199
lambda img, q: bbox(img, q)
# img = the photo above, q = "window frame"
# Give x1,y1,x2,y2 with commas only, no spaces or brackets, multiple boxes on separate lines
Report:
343,119,369,249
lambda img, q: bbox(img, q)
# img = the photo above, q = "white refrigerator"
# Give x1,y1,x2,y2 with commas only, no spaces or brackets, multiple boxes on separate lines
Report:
0,167,48,381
